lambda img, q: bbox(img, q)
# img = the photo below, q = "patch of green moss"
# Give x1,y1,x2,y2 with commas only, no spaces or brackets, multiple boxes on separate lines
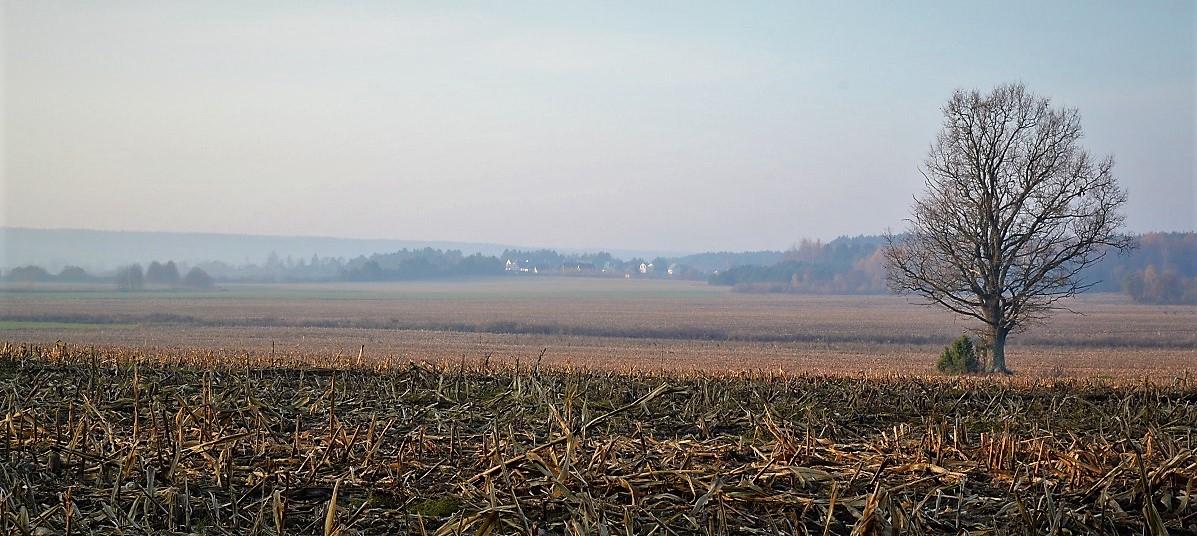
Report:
411,496,461,517
364,493,404,509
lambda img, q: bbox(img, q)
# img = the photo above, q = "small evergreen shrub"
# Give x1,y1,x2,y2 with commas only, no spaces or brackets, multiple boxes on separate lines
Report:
937,335,980,374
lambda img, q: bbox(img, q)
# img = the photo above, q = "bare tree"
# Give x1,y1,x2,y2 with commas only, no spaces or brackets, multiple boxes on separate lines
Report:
115,263,145,291
884,83,1131,374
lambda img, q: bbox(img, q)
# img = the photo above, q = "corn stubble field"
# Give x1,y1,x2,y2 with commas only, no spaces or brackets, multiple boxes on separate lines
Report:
2,279,1196,534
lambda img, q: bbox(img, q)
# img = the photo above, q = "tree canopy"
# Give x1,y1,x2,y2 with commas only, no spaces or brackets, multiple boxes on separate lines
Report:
884,83,1130,374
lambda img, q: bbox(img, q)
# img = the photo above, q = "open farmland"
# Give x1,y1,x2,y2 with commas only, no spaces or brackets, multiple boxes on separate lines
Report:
2,278,1196,533
2,277,1196,379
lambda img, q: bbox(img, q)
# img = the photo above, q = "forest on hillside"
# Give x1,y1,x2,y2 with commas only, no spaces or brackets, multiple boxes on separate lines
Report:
707,232,1197,304
708,236,887,294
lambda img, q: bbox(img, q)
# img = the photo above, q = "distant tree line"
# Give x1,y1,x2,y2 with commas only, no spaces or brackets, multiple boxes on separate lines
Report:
708,232,1197,303
113,262,213,290
709,237,887,294
4,265,89,284
1112,232,1197,304
4,232,1193,302
342,248,502,281
4,261,213,290
0,247,698,287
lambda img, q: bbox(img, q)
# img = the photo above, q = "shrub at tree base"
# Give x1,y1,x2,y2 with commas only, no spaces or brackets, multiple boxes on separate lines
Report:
937,335,980,374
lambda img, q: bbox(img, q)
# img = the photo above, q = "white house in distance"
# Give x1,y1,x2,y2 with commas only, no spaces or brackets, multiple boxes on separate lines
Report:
504,259,538,273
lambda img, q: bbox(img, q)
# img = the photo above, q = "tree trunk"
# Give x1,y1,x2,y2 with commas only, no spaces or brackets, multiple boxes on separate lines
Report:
988,327,1011,374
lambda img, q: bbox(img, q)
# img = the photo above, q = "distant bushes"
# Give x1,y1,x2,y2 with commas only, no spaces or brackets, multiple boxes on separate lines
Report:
5,265,95,284
145,261,181,286
57,266,91,282
936,335,980,375
182,267,214,289
5,265,55,283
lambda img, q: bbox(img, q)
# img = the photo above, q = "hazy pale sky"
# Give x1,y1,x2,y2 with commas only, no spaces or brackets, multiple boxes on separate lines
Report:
3,1,1194,253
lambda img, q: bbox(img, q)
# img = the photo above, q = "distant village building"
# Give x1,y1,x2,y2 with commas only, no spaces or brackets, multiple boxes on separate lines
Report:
505,259,537,273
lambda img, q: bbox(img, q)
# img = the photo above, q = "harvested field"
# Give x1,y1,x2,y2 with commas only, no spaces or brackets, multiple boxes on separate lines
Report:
2,343,1195,534
3,279,1196,533
2,278,1196,380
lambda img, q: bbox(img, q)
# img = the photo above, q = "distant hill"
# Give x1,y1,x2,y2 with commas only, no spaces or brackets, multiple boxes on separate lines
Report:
0,227,523,272
669,250,786,273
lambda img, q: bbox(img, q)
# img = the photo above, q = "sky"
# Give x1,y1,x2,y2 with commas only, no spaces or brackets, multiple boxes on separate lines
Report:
3,1,1194,253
